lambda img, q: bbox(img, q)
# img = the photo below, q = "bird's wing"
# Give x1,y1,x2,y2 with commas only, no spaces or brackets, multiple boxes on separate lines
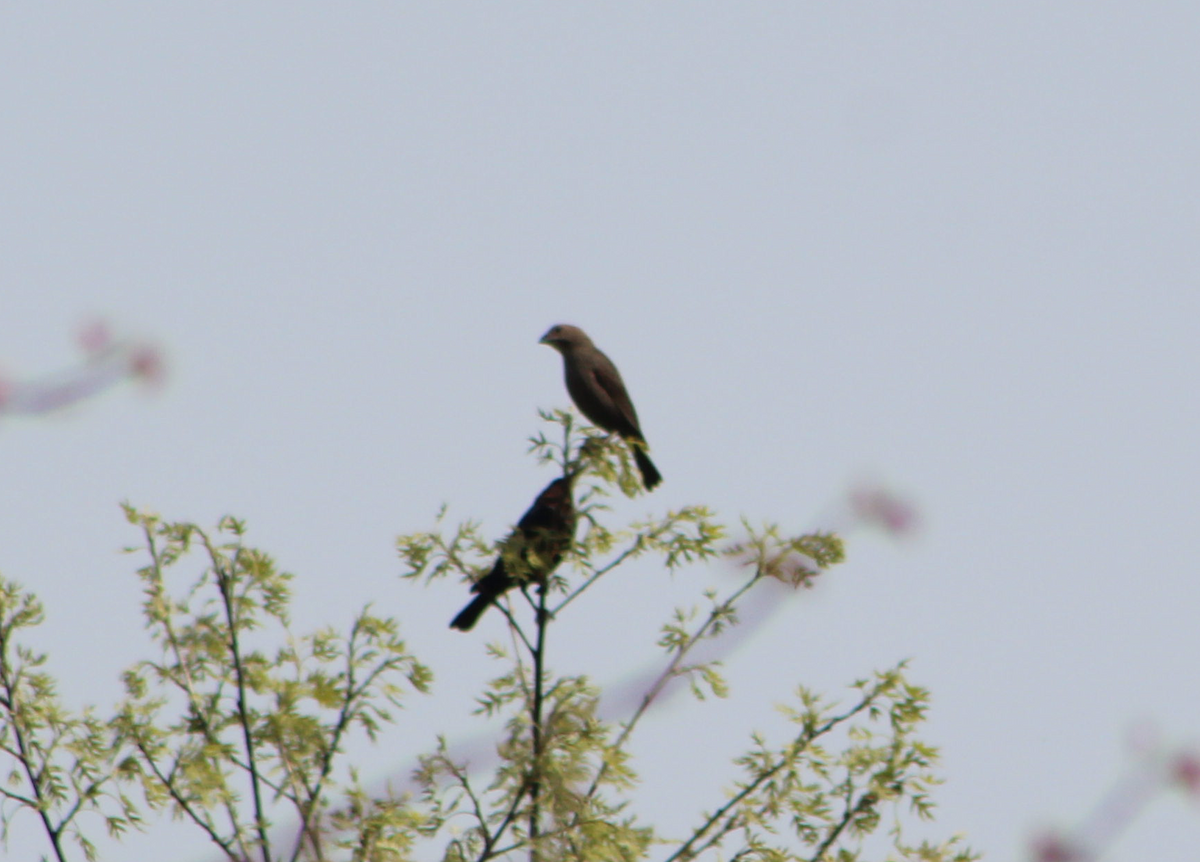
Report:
589,360,642,436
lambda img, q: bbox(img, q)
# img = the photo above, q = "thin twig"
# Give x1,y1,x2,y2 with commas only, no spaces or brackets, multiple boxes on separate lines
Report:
583,566,764,807
551,534,646,617
286,624,366,862
478,777,532,861
133,737,239,859
445,758,490,836
497,600,535,655
528,586,550,862
808,790,875,862
0,643,68,862
214,546,272,862
663,686,883,862
0,786,37,807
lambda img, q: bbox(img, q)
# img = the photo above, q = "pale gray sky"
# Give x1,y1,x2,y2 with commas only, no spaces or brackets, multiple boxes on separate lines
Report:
2,4,1198,860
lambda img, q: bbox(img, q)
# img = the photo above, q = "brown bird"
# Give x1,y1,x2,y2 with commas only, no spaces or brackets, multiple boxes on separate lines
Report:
540,324,662,490
449,474,578,632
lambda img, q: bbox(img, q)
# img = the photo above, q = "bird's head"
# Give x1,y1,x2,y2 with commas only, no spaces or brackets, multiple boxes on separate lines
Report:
539,324,592,353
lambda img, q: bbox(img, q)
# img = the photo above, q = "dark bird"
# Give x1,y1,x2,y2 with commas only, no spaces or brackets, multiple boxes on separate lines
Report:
449,474,578,632
540,324,662,490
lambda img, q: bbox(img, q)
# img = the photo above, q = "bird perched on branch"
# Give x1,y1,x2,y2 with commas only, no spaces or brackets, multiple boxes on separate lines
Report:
539,324,662,491
449,473,578,632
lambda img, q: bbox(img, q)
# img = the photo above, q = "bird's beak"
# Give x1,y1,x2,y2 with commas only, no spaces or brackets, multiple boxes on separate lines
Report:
538,331,552,345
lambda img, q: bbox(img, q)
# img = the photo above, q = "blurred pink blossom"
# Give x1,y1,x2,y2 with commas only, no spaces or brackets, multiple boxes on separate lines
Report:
129,344,166,386
849,485,919,536
1171,750,1200,797
1032,731,1200,861
1030,831,1085,862
77,319,113,355
0,320,165,417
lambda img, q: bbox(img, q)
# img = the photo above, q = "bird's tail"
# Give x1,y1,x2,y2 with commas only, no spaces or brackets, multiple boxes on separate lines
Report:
449,593,494,632
632,444,663,490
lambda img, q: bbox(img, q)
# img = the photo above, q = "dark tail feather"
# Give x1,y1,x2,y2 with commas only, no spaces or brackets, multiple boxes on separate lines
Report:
450,593,494,631
633,445,662,490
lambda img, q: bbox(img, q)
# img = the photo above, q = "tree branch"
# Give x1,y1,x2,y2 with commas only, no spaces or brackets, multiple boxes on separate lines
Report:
213,546,272,862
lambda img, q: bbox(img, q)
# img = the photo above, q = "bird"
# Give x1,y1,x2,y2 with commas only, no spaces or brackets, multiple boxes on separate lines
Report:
539,324,662,490
449,473,578,632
